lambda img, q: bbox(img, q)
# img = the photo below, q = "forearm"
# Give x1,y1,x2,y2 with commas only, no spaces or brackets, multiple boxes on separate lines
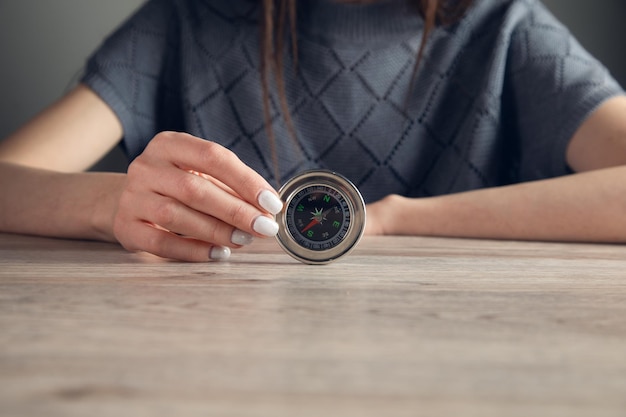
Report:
379,166,626,243
0,162,124,242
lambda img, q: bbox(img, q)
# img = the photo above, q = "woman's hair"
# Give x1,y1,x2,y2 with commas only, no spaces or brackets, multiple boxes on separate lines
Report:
259,0,473,183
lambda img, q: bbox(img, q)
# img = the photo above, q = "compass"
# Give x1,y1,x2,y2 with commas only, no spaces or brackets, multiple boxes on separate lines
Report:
276,170,366,264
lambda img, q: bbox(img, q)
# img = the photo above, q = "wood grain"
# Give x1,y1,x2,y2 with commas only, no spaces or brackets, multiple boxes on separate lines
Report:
1,233,625,417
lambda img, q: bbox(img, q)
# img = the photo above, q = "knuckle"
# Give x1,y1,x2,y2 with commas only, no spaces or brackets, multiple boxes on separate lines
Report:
152,199,178,229
119,239,139,253
201,222,220,244
199,141,235,168
126,156,153,183
126,158,144,178
237,172,255,192
176,174,202,202
150,131,174,148
114,224,141,253
144,231,169,256
224,201,249,226
144,131,177,159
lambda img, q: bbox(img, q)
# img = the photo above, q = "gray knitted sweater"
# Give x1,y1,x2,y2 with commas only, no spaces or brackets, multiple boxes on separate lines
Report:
82,0,623,202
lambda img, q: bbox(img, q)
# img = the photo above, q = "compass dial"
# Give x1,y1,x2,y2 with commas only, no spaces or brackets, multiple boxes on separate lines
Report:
276,170,366,264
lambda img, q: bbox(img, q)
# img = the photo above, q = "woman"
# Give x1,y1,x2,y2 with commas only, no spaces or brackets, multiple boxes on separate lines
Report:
1,0,625,262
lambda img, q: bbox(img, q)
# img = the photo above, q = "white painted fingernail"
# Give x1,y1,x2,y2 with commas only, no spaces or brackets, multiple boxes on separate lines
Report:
253,216,279,237
209,246,231,261
231,229,254,246
258,190,283,215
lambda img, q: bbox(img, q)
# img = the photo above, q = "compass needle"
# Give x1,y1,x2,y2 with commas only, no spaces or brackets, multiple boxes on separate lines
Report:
301,218,319,233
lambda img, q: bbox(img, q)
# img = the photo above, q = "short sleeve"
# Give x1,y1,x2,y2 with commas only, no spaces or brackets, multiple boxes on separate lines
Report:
81,0,178,159
506,0,623,180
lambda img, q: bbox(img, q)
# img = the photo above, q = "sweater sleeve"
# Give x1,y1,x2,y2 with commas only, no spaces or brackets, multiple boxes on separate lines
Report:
506,0,623,181
81,0,177,160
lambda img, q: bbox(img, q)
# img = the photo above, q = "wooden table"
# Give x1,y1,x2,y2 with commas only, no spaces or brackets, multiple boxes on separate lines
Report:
1,232,625,416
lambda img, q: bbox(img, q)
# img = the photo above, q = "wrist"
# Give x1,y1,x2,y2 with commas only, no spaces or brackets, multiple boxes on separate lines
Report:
375,194,445,236
369,194,415,235
88,172,126,242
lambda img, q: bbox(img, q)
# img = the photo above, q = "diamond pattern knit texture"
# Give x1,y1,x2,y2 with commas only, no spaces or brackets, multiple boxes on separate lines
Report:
82,0,623,202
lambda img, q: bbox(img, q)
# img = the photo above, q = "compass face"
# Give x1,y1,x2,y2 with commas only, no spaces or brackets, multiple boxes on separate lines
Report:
276,171,366,264
288,185,349,248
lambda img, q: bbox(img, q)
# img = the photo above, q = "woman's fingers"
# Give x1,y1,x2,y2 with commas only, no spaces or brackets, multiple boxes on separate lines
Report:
118,219,232,262
114,190,241,261
155,165,276,236
128,161,278,239
148,132,283,214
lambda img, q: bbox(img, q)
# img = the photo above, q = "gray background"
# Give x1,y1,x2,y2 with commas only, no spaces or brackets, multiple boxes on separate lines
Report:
0,0,624,172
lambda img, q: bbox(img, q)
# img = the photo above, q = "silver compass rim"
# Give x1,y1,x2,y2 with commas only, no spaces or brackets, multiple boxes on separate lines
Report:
276,170,366,265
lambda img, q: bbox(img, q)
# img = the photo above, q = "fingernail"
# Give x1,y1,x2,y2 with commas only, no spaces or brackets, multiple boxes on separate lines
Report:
253,216,279,237
231,229,254,246
258,190,283,215
209,246,231,261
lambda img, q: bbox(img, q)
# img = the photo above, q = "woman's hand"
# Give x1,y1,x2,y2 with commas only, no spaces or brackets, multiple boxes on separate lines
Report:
113,131,284,262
